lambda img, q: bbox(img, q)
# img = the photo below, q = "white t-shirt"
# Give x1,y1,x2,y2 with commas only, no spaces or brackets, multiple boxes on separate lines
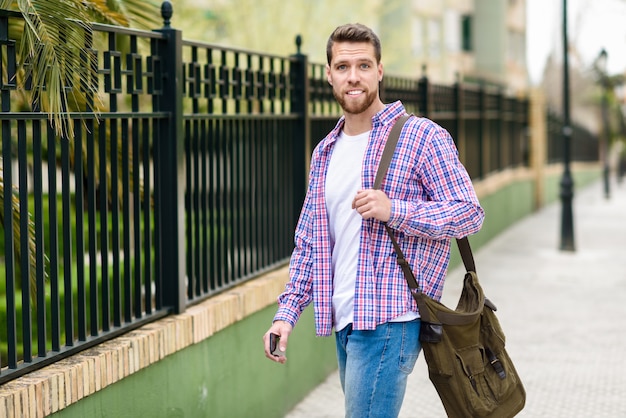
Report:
326,130,369,332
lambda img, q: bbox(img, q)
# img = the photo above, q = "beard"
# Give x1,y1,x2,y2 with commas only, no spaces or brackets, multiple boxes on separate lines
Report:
333,85,378,115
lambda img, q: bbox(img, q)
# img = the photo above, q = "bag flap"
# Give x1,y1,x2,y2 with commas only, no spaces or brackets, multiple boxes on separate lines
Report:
414,271,484,326
456,346,485,377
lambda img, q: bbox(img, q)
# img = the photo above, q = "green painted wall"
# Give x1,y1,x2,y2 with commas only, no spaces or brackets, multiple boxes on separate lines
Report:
51,305,336,418
475,179,535,247
543,168,602,206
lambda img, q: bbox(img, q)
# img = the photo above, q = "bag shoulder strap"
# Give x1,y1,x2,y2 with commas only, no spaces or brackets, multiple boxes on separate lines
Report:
456,235,475,274
374,114,411,189
375,114,476,295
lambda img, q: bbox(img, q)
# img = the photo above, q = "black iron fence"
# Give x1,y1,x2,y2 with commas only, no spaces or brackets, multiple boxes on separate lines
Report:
547,110,599,163
0,3,598,384
180,39,304,305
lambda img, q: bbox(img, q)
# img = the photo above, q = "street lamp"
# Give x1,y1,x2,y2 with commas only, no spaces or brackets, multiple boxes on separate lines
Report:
596,48,611,199
560,0,575,252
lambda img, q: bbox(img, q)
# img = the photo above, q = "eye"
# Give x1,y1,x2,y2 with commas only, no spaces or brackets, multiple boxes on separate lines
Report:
360,63,370,70
337,64,347,71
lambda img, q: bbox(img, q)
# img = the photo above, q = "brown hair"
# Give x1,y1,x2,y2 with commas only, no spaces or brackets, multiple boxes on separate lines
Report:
326,23,382,65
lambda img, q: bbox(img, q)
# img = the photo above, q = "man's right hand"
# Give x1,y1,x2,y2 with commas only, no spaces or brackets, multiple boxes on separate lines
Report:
263,320,293,364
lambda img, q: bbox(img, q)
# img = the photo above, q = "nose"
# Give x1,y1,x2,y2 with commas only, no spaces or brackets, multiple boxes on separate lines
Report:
347,66,359,83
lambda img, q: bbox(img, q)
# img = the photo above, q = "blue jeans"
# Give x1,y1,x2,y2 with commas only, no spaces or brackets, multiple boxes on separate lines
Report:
335,319,421,418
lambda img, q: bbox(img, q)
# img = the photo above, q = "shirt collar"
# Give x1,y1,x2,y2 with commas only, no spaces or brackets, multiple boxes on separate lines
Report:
322,101,407,152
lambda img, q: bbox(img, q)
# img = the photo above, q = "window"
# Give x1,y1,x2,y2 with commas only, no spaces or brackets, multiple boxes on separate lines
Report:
445,10,460,53
507,30,526,65
461,15,472,52
428,18,442,58
411,17,424,57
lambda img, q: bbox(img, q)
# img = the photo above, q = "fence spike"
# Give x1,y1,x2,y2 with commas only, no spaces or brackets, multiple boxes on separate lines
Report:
295,35,302,55
161,1,173,28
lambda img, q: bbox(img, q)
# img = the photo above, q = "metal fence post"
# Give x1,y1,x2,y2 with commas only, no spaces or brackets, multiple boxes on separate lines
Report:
454,74,465,160
598,50,611,199
418,65,430,118
560,0,575,251
478,82,486,179
290,35,309,224
496,88,505,170
154,1,186,313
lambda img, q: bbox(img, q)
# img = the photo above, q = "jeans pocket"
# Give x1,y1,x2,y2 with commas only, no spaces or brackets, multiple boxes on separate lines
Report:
399,352,419,374
398,320,421,374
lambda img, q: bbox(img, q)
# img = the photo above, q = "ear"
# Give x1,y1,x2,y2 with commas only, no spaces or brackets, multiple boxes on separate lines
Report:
378,62,384,82
326,64,332,85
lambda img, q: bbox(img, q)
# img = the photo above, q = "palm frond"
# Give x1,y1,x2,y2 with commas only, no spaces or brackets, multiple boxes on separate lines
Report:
15,0,100,137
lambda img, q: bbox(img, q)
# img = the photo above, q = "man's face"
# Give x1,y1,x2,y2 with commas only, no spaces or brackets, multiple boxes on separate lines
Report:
326,41,383,116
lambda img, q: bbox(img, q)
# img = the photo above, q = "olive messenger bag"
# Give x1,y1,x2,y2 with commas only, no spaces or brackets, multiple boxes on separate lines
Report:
374,114,526,417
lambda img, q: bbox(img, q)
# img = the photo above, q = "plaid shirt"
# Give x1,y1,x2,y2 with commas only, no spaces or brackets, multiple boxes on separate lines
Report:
275,101,484,336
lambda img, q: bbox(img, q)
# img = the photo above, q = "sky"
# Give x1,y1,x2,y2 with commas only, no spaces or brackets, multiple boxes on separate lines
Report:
526,0,626,84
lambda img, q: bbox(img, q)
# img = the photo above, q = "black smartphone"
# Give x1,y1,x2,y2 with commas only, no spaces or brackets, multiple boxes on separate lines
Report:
269,333,285,357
